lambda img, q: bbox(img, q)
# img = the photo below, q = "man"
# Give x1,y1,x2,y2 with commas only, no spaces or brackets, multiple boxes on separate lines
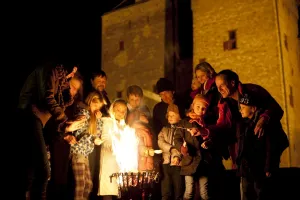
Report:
90,70,111,117
214,69,289,169
17,61,84,200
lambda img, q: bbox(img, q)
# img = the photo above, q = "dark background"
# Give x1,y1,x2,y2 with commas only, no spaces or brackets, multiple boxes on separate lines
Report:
10,1,127,108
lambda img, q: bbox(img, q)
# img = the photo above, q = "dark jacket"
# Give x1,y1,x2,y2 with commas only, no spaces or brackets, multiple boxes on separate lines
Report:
18,64,73,123
174,118,204,176
236,109,288,177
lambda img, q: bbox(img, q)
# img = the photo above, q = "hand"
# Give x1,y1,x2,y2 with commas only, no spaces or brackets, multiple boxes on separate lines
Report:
187,112,198,119
171,156,180,166
148,149,155,156
181,145,188,156
254,116,267,138
266,172,271,177
101,134,110,142
187,128,199,136
95,110,102,119
65,116,86,132
170,148,178,155
94,138,104,145
64,135,77,145
201,141,209,149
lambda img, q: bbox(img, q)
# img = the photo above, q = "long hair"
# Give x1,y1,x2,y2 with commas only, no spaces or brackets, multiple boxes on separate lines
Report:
194,61,216,79
84,91,105,135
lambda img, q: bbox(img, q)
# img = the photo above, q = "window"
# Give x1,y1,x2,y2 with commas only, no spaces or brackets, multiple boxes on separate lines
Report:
284,34,288,51
199,58,206,63
224,30,237,50
289,86,294,107
116,91,122,98
119,41,124,51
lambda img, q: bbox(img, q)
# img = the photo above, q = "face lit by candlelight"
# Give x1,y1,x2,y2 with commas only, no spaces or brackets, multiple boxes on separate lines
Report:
113,103,127,121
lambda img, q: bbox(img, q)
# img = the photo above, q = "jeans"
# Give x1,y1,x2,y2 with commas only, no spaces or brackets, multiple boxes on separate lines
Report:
161,164,184,200
184,175,209,200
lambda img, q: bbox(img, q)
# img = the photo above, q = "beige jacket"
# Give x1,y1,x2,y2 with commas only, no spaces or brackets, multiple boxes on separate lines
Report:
158,126,181,165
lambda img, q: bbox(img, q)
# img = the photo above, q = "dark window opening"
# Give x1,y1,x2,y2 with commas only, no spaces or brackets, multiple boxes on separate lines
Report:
224,30,237,50
116,91,122,98
199,58,206,63
119,41,124,51
284,34,288,51
289,86,294,107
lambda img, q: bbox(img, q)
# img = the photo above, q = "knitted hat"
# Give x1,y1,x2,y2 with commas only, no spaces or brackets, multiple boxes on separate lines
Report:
156,78,174,94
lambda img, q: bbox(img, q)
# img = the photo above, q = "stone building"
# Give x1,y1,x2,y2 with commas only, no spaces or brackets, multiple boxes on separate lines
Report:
192,0,300,167
101,0,300,167
101,0,193,111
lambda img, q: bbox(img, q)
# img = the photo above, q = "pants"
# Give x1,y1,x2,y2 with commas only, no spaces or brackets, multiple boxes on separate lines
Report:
184,175,209,200
89,145,101,200
240,175,269,200
25,112,50,200
161,164,184,200
72,154,93,200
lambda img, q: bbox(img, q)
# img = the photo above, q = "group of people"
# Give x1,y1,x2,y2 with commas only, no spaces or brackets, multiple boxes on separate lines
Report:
16,60,289,200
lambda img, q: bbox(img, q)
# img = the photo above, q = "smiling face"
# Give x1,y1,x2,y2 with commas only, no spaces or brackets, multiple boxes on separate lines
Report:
192,98,208,116
69,78,81,97
215,75,236,98
159,91,173,104
91,75,107,92
113,103,127,121
128,94,142,110
195,69,209,84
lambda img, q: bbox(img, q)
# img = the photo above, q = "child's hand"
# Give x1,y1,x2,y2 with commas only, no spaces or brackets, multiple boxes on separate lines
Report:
181,145,188,156
95,110,102,119
187,128,199,136
171,156,180,166
148,149,155,156
201,141,209,149
64,135,77,145
94,138,104,145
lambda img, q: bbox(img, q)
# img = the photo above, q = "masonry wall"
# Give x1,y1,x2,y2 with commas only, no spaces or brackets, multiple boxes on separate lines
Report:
101,0,166,111
276,0,300,167
192,0,297,167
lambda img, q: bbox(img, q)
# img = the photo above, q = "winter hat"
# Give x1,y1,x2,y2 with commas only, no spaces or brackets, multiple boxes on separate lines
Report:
156,78,174,94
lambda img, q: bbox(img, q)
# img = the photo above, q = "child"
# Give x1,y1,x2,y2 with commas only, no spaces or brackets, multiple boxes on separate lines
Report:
70,91,106,200
190,78,201,100
98,99,128,200
237,93,285,200
127,110,154,172
174,94,212,200
158,103,184,200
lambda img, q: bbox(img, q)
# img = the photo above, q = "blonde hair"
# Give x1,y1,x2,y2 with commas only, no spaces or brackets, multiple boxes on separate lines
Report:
85,91,105,135
192,94,209,105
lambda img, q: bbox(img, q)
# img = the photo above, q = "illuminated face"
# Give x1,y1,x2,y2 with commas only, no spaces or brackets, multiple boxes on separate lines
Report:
113,103,127,121
90,98,104,113
167,111,180,125
69,78,81,97
159,91,173,104
215,75,234,98
240,104,256,119
195,70,209,84
192,99,208,116
191,79,201,91
91,76,107,92
128,94,142,110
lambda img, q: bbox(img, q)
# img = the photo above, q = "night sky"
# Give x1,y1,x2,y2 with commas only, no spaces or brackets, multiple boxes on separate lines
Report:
11,1,124,107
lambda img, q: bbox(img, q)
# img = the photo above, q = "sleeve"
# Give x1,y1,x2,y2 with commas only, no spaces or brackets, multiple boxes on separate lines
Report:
158,127,172,153
45,67,69,121
174,125,185,152
248,84,284,122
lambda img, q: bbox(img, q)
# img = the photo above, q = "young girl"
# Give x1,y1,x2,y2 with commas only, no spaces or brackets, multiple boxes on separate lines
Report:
190,78,201,100
174,94,212,200
98,99,128,200
70,91,106,200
